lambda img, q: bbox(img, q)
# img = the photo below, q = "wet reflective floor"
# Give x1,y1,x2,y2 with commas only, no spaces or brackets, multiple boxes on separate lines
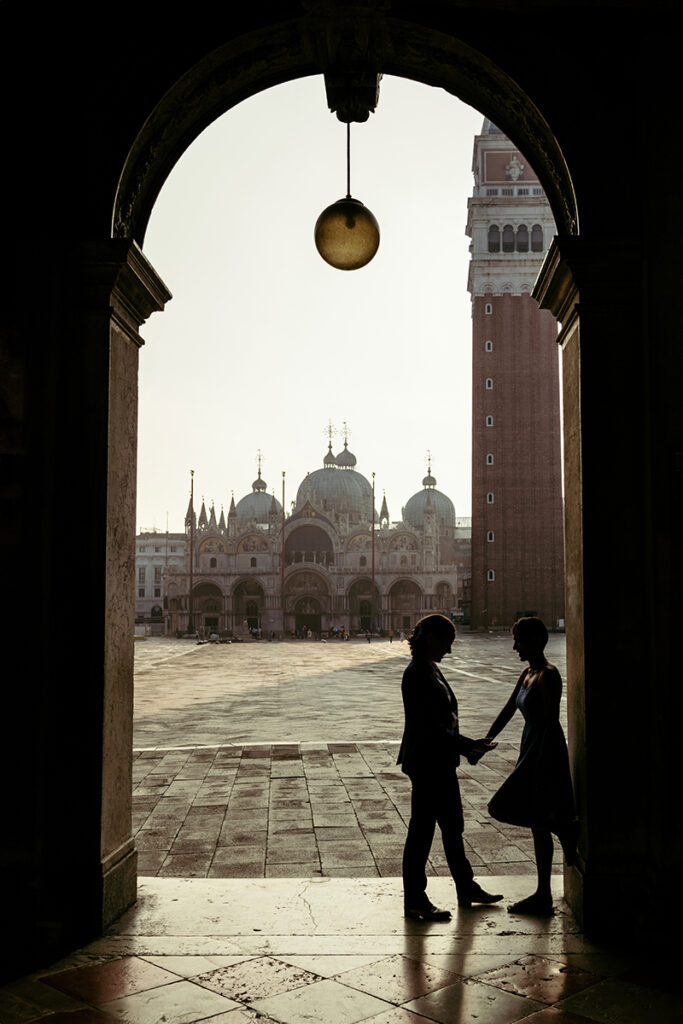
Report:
3,876,680,1023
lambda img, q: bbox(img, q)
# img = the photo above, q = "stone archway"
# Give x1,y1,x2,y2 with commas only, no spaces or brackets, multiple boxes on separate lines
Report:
233,579,265,631
113,19,577,247
191,582,224,634
284,569,331,635
13,0,679,973
388,578,423,633
103,27,579,939
285,524,334,567
347,578,380,632
294,596,322,636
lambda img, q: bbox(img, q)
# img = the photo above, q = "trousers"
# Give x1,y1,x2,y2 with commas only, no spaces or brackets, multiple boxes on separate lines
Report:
402,766,474,901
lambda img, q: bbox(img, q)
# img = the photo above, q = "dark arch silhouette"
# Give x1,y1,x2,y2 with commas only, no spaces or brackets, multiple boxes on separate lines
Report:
113,20,577,245
5,1,679,978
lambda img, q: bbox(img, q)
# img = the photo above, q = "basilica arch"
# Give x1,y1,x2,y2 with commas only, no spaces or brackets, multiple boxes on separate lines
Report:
434,581,454,617
191,581,224,634
347,578,381,633
388,578,424,633
285,523,335,567
5,0,679,976
284,569,331,635
232,578,265,631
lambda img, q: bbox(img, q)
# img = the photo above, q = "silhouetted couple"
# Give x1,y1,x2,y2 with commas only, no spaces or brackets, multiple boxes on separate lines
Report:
398,613,577,921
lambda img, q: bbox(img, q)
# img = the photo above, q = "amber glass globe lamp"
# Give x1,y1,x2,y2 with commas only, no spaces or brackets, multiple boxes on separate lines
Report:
315,124,380,271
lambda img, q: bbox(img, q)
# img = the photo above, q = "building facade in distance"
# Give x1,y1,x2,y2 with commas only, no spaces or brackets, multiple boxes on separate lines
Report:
136,441,471,636
135,532,188,630
466,119,565,630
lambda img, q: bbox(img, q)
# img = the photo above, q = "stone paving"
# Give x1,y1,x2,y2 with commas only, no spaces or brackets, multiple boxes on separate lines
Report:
133,633,568,881
7,875,679,1024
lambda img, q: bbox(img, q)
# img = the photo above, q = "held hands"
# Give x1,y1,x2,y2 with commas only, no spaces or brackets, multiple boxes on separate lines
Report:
467,737,497,765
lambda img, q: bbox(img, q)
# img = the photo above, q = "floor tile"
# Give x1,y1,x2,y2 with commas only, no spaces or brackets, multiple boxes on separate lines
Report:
477,955,601,1004
522,1010,601,1023
337,954,458,1004
265,862,322,876
362,1008,446,1023
0,989,83,1024
555,977,683,1023
318,842,375,865
42,956,181,1003
405,978,546,1023
251,977,391,1024
158,854,213,876
409,952,523,979
140,955,255,977
192,956,320,1002
277,955,391,978
22,1012,123,1023
103,978,240,1023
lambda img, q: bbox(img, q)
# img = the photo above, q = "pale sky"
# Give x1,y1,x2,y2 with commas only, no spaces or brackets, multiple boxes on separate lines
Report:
137,75,483,534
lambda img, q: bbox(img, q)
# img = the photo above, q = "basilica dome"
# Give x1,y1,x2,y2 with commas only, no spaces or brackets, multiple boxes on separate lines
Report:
234,471,282,522
296,446,374,519
403,469,455,529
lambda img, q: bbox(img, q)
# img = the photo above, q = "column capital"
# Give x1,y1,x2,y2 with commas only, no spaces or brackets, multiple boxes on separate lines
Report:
82,239,172,347
535,234,644,322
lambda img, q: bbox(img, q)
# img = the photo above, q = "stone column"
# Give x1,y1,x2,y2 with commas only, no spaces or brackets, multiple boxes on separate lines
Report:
535,236,676,935
1,238,170,978
83,239,171,927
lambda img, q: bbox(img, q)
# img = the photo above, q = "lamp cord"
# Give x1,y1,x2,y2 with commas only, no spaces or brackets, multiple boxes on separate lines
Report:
346,122,351,199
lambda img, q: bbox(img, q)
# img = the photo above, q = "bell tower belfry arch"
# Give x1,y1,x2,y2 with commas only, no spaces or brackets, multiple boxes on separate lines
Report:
2,0,680,982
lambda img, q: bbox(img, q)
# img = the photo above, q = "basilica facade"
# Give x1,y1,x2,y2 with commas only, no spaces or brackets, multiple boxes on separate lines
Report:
145,442,471,637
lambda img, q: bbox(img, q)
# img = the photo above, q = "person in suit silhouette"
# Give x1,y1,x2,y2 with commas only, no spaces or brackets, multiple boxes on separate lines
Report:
398,614,502,920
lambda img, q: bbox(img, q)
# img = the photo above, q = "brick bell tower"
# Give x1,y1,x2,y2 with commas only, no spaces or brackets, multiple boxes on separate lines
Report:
466,119,565,630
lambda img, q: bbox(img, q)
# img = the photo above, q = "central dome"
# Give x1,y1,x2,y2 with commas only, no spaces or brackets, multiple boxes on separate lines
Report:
296,448,374,519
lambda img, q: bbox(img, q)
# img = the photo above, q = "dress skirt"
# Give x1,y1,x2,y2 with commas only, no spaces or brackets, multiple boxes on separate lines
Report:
488,679,575,832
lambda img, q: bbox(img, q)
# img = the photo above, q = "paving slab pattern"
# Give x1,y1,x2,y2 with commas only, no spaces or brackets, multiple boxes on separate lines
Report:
133,634,567,880
3,876,678,1024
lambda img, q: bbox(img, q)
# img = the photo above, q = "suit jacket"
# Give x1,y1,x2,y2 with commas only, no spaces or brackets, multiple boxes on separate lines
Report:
397,657,476,776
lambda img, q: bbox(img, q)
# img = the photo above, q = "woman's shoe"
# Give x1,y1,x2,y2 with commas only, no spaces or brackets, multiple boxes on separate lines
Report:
507,894,554,916
404,899,452,921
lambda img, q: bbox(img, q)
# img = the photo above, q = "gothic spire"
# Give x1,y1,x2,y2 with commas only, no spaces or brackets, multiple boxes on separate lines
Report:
380,492,389,523
198,499,208,529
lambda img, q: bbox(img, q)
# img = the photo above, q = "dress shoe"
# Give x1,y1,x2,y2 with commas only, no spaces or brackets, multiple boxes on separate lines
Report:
404,899,452,921
458,882,504,908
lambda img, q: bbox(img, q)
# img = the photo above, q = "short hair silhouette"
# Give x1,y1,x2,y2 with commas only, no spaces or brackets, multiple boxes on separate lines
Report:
512,616,548,650
408,613,455,658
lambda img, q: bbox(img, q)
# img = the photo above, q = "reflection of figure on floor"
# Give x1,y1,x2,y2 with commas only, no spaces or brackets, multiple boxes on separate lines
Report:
397,614,502,921
482,616,578,916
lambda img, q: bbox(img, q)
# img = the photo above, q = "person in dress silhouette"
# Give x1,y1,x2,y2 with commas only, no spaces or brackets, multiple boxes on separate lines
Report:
398,614,502,920
483,617,578,915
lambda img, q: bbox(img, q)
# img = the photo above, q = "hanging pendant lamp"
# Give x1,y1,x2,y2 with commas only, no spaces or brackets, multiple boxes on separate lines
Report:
315,123,380,271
